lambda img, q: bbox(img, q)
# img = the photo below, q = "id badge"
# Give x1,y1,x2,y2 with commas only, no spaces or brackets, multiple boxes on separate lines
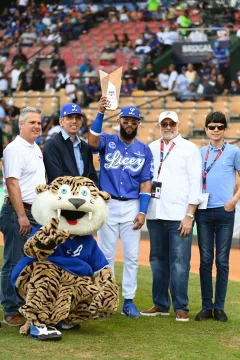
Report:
151,181,162,199
198,193,209,210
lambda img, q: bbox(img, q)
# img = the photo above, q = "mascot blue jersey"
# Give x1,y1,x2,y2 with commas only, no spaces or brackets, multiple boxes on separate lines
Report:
12,226,109,287
91,133,153,198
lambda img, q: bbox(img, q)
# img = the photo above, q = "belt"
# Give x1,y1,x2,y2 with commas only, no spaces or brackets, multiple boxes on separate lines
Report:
110,195,137,201
4,197,32,210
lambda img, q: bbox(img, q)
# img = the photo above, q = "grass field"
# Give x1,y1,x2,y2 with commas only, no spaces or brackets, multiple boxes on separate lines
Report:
0,247,240,360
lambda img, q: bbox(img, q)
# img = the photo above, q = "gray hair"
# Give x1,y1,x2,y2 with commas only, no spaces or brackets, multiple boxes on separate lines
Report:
19,106,42,122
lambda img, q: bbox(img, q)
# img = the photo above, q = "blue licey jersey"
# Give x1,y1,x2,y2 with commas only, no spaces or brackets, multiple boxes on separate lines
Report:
92,133,153,198
11,226,109,288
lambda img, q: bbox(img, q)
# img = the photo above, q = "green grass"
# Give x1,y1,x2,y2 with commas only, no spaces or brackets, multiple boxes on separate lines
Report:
0,247,240,360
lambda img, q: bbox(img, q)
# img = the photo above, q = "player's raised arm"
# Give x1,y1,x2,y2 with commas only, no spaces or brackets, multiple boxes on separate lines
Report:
88,96,107,148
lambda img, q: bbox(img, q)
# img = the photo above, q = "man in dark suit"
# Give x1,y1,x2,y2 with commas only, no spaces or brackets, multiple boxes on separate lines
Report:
43,103,98,186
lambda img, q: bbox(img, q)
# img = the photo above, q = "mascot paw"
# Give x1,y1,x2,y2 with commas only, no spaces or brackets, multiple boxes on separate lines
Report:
28,324,62,341
34,218,70,250
20,321,31,335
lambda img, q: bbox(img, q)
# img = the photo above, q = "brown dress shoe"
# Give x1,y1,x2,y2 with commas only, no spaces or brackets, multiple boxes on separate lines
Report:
176,310,189,322
141,305,170,316
3,314,25,327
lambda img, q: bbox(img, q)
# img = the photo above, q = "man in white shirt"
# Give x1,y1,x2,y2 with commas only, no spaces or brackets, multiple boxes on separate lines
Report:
168,64,178,91
0,106,46,327
141,111,202,322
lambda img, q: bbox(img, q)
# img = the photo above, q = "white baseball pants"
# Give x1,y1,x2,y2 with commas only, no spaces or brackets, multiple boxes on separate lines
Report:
98,199,141,300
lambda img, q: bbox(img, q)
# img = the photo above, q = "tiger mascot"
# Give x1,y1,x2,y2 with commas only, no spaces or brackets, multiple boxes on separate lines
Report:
11,176,118,340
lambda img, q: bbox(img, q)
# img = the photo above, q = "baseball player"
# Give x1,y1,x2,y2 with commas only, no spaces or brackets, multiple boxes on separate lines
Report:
88,97,153,318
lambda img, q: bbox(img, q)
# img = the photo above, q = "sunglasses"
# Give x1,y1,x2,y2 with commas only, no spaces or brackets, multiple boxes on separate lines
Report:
207,124,225,131
161,121,177,128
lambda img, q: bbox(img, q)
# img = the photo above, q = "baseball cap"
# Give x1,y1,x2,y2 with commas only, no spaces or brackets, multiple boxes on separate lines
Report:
181,65,187,71
60,103,83,118
119,106,141,120
158,111,179,124
7,98,14,106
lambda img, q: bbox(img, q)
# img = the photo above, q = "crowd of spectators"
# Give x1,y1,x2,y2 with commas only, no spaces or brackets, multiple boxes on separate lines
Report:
0,1,239,115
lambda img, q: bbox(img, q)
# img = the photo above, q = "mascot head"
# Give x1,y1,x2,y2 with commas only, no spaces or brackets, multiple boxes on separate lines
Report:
32,176,111,236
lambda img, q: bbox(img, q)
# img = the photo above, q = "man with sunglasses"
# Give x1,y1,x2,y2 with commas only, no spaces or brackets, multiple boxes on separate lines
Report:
195,111,240,322
141,111,202,322
88,98,153,318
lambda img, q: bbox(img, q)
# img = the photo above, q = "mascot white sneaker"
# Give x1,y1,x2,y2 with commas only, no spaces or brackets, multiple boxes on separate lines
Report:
11,176,118,340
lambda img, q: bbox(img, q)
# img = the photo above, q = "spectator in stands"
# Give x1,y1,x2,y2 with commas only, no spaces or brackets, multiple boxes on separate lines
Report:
123,62,139,85
100,46,115,66
35,18,46,36
198,60,211,81
56,68,70,90
177,10,191,37
82,63,98,80
45,115,61,140
120,78,132,96
30,61,46,92
6,99,20,137
162,5,177,21
84,77,101,106
10,61,21,94
141,62,158,91
158,67,169,91
168,64,178,91
199,77,216,102
17,0,28,14
179,82,198,102
210,18,223,35
0,39,11,61
174,65,189,96
214,74,229,96
230,80,240,95
207,51,218,69
16,64,29,92
0,71,9,96
65,76,78,103
128,78,138,92
107,7,119,22
50,52,66,74
12,47,28,66
78,58,95,76
42,12,52,28
60,17,73,45
20,26,37,47
213,41,230,81
185,63,197,84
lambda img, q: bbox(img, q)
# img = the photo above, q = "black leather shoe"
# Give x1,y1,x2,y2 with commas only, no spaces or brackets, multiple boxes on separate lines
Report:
195,309,213,321
214,309,228,322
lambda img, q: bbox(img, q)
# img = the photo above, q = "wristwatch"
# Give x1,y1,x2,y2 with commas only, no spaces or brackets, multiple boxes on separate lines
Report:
186,213,194,220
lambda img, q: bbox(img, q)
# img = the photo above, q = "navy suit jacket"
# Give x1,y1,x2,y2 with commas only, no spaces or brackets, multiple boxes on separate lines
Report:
43,132,98,186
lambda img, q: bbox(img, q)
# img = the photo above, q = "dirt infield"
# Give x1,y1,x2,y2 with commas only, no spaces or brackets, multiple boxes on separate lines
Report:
0,233,239,281
116,239,240,282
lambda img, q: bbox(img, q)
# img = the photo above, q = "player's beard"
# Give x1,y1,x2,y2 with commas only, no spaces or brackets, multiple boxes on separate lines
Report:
120,124,138,140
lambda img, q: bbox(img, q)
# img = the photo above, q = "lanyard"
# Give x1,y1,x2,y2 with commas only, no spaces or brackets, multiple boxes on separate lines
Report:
203,141,227,190
157,139,176,178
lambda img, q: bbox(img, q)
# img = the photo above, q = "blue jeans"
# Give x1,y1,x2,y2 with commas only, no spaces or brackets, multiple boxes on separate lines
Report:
147,219,192,313
195,207,235,311
0,204,38,316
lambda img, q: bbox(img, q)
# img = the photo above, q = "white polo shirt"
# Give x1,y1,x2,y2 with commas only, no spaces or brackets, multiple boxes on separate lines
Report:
2,136,46,204
147,135,203,221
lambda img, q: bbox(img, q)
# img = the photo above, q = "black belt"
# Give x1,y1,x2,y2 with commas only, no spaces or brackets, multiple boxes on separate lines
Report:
4,197,32,210
110,195,137,201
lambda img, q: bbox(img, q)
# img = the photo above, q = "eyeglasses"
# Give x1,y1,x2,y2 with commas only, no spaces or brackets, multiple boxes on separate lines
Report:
207,124,225,131
160,121,177,128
